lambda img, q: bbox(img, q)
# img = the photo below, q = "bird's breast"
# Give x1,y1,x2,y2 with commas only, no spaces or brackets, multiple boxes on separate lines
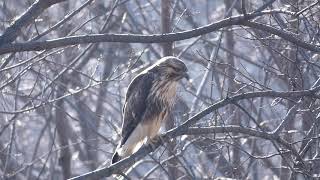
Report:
151,80,178,108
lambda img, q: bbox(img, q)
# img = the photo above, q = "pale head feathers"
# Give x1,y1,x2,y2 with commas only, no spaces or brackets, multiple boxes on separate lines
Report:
144,56,189,81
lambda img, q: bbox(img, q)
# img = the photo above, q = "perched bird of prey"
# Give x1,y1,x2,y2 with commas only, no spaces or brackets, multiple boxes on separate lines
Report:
112,56,189,164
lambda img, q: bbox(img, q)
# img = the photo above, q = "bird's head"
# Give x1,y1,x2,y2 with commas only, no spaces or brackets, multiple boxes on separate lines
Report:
155,56,189,81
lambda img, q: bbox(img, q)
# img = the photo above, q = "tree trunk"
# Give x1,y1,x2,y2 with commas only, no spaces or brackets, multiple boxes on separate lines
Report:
161,0,178,179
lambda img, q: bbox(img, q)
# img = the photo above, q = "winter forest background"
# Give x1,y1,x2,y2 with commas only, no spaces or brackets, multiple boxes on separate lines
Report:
0,0,320,179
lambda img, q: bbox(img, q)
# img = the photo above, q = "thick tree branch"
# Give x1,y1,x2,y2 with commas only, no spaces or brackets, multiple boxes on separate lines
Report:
173,86,320,132
0,0,66,46
69,127,275,180
68,87,320,180
0,12,251,54
3,10,318,55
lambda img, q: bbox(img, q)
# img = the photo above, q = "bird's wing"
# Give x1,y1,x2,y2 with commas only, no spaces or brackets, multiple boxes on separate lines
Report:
120,71,154,146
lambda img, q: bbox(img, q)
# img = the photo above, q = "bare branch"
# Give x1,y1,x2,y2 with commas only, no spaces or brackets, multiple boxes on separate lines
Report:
0,0,67,46
68,87,320,179
2,10,314,55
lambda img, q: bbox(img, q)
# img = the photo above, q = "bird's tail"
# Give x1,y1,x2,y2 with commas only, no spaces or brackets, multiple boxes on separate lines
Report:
111,151,121,164
112,139,142,164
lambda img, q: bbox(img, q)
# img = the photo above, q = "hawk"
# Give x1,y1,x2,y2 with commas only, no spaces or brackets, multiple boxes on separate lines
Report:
112,56,189,164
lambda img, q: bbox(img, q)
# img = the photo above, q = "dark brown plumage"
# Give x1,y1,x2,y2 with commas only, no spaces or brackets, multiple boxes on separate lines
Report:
112,56,189,164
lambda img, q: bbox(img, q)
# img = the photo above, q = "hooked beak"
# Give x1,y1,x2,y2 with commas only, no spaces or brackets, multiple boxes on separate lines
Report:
183,72,189,81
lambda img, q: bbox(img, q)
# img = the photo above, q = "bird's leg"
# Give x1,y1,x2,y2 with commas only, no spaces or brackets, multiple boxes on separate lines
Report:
146,134,165,150
146,136,157,150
